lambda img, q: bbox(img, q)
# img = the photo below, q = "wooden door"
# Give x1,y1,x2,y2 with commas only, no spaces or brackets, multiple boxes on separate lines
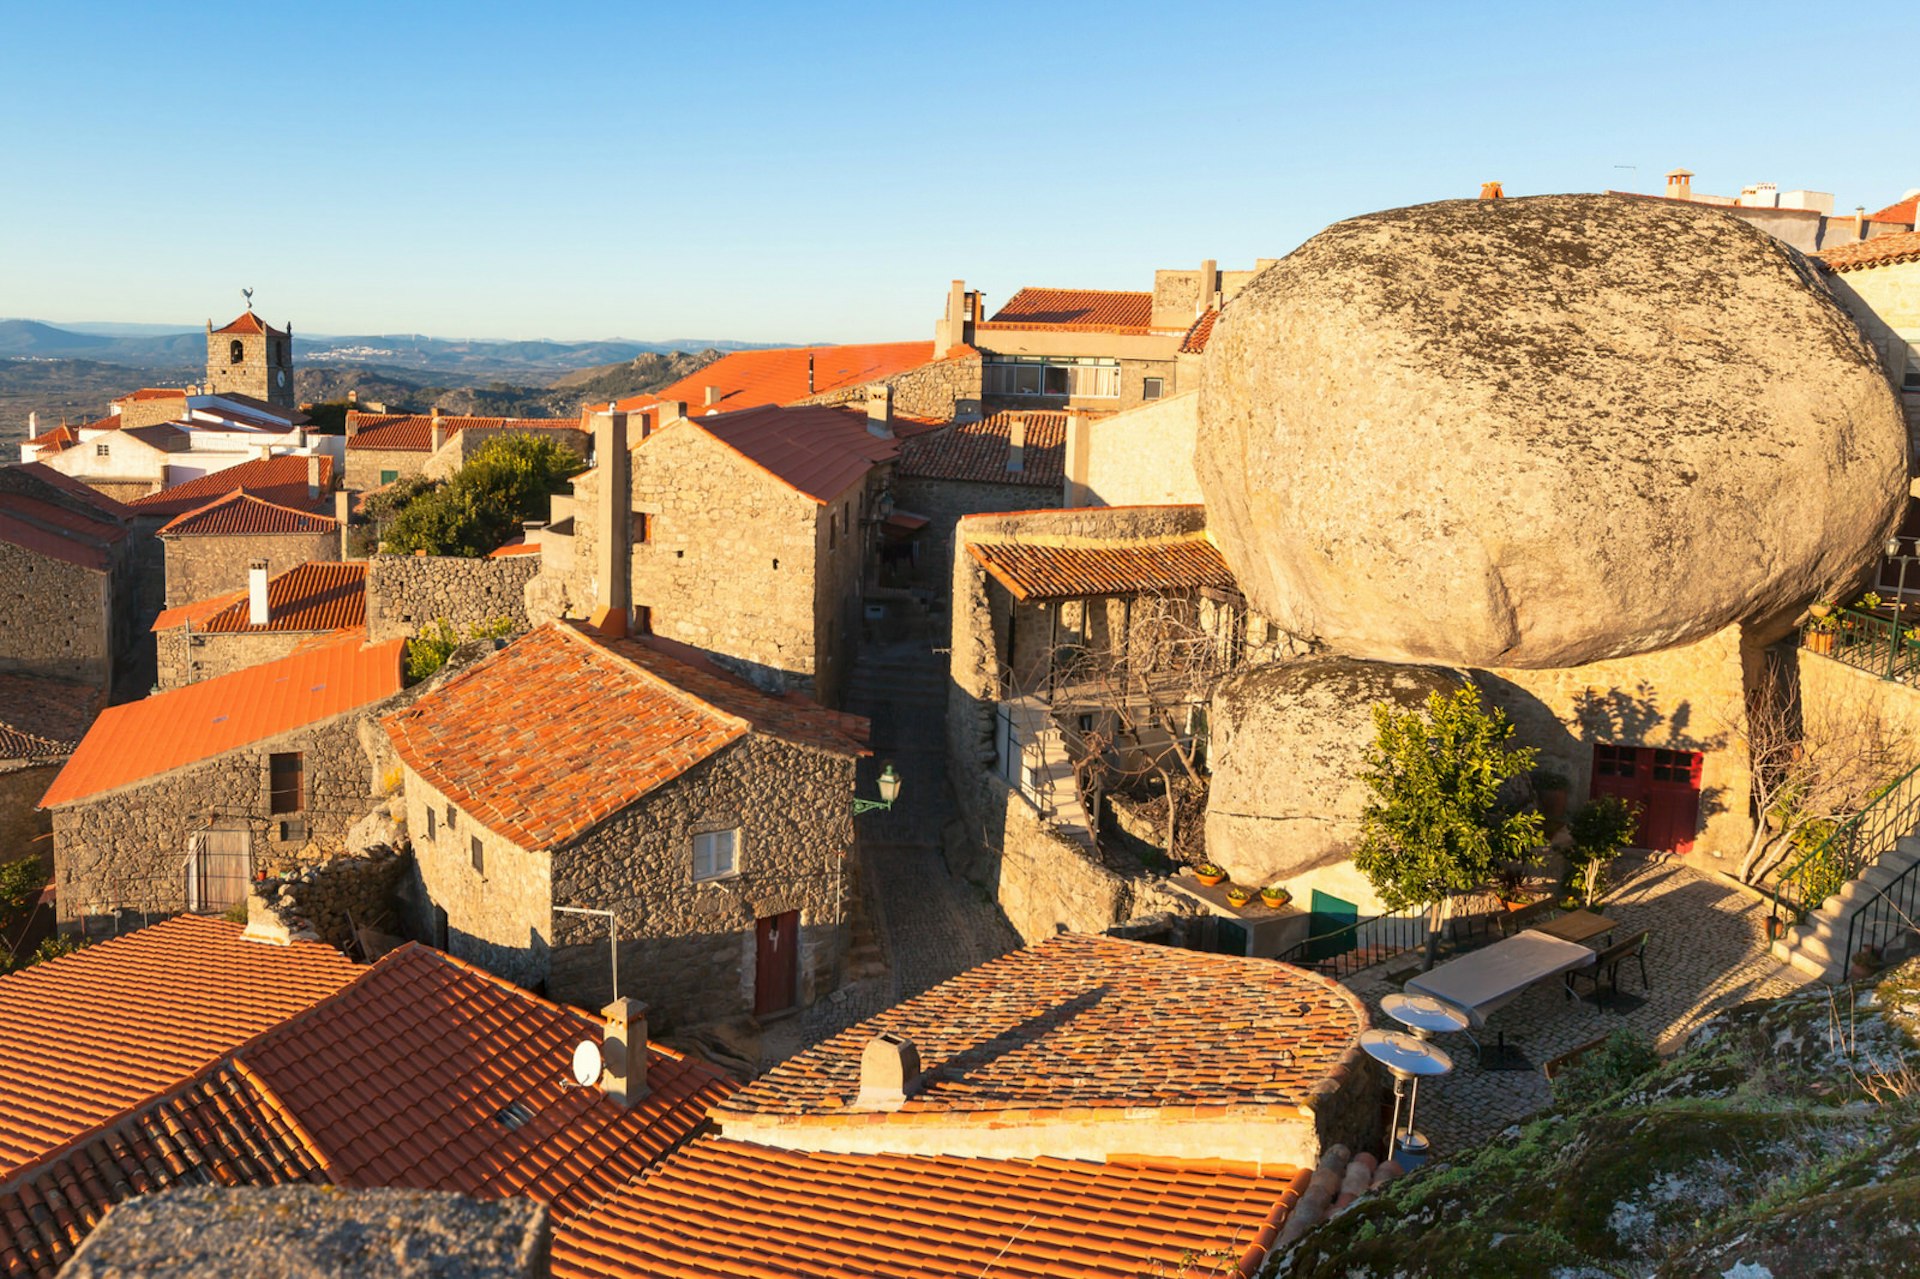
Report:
1590,745,1702,854
186,828,250,912
754,910,800,1017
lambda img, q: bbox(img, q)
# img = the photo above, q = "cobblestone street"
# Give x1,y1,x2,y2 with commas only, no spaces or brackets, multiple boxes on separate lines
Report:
1349,853,1810,1153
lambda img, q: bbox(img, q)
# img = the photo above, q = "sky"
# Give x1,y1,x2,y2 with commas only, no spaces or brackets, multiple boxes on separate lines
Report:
5,1,1919,344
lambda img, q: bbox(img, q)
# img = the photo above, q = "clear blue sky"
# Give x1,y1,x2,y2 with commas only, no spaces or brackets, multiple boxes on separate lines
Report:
5,1,1917,344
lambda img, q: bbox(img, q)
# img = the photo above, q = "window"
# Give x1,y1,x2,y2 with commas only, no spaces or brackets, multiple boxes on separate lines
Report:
426,806,436,839
380,469,400,485
693,829,738,881
1143,377,1165,400
471,836,485,874
445,804,457,831
828,510,837,550
94,443,110,457
983,357,1121,399
637,512,651,544
1594,744,1638,778
278,818,307,843
229,339,245,365
269,752,303,814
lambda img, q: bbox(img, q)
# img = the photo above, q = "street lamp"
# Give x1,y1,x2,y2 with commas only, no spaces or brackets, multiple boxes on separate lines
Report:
1887,535,1917,624
853,764,903,814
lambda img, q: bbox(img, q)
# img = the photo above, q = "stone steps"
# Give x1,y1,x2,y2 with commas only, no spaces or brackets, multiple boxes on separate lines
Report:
1771,838,1920,981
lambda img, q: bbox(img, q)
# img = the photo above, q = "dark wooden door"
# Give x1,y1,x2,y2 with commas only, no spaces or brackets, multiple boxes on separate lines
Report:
754,910,800,1017
1590,745,1702,855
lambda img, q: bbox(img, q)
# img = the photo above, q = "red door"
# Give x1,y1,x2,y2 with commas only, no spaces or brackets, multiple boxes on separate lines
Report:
754,910,800,1017
1591,745,1702,855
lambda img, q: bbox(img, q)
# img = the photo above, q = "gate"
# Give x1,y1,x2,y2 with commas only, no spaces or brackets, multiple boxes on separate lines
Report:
185,829,252,913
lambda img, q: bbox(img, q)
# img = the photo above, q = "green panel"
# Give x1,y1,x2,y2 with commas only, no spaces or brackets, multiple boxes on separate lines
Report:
1306,889,1359,962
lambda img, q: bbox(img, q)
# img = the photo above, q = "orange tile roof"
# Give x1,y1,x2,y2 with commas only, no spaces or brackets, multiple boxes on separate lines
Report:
896,411,1069,487
718,934,1365,1122
150,588,245,633
383,622,865,851
980,287,1156,335
1819,228,1920,272
117,386,189,402
0,490,125,573
39,633,404,808
129,455,333,518
22,425,78,452
155,491,338,538
0,675,98,760
344,413,581,452
612,341,936,416
658,404,897,504
0,916,355,1181
211,311,284,337
1868,194,1918,226
193,561,367,634
553,1139,1309,1279
1181,308,1218,353
967,531,1234,602
487,537,541,558
8,464,135,521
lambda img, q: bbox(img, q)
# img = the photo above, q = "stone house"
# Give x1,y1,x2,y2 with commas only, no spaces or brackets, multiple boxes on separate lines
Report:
612,337,982,424
381,620,868,1029
0,675,98,876
152,560,369,689
0,463,139,692
157,492,342,608
205,309,297,413
892,409,1069,591
39,632,410,932
343,410,586,492
127,453,337,524
530,402,900,705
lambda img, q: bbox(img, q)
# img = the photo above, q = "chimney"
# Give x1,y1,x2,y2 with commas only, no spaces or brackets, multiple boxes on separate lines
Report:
347,389,358,406
657,400,686,425
866,384,894,438
26,411,35,434
599,997,650,1106
1006,414,1026,473
1665,168,1693,201
854,1032,921,1111
935,279,974,358
590,410,631,638
248,560,270,626
306,454,322,501
1062,408,1092,507
1198,258,1218,313
430,406,446,453
703,385,720,407
334,489,351,525
1857,206,1870,241
1479,181,1505,200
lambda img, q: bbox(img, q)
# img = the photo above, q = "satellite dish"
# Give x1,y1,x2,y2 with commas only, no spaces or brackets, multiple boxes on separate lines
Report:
571,1039,603,1087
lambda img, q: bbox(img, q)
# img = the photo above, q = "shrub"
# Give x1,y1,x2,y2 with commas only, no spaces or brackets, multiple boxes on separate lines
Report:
1568,794,1640,906
1551,1027,1661,1111
26,933,84,967
0,857,42,934
383,434,581,556
404,616,516,682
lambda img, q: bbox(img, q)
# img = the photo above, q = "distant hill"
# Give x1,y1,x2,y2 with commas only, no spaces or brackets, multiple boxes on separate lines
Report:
0,357,199,450
294,348,721,420
550,349,721,398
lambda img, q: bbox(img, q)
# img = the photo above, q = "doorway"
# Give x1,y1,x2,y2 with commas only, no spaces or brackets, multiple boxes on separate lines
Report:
1590,744,1704,854
185,828,251,913
754,910,800,1018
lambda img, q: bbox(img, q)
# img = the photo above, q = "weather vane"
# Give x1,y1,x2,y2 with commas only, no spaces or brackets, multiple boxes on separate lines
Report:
242,286,254,312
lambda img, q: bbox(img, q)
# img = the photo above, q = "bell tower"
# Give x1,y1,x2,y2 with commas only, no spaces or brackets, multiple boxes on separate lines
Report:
206,293,295,411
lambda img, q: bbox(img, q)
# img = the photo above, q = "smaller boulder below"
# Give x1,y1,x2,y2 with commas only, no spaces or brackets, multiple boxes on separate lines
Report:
1206,656,1467,887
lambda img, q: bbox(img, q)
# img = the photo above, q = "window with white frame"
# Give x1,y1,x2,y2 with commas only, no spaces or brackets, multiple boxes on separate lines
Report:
692,828,739,881
1142,376,1165,400
983,357,1121,399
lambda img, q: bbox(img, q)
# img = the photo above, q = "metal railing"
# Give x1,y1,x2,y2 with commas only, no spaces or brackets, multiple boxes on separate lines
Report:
1842,856,1920,974
1772,760,1920,926
1278,907,1429,981
1799,606,1920,685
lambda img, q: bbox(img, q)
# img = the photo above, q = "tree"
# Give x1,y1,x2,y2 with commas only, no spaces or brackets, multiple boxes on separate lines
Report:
1568,795,1638,907
384,433,582,556
1354,686,1543,969
404,616,515,682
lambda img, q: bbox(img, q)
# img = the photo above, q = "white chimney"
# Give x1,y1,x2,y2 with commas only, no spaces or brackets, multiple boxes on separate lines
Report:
854,1032,921,1111
600,997,649,1106
334,489,351,525
703,385,720,407
306,454,322,501
866,384,894,439
248,559,270,626
1006,414,1026,473
27,412,37,434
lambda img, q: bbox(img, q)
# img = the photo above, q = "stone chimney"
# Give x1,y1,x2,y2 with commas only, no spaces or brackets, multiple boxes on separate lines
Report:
934,279,976,358
248,560,271,627
600,997,650,1106
1006,414,1026,473
866,384,893,439
703,385,720,407
1479,181,1505,199
306,454,323,501
1666,168,1693,201
1198,259,1218,313
854,1032,921,1111
590,410,631,639
430,406,446,453
657,400,686,426
334,489,351,524
1062,408,1092,507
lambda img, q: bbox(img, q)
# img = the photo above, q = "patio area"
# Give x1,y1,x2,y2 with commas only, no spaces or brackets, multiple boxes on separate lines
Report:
1348,853,1810,1152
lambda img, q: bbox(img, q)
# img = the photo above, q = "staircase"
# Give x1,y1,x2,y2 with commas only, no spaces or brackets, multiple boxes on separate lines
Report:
1771,833,1920,981
1002,699,1095,850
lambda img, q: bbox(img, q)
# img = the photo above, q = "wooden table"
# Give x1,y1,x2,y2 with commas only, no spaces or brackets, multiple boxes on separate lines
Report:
1530,909,1620,947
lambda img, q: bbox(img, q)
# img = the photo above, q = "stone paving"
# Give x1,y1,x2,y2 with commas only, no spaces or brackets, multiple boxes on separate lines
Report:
1349,853,1810,1153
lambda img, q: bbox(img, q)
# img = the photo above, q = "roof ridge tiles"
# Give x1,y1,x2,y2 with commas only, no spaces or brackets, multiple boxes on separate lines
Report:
551,621,752,738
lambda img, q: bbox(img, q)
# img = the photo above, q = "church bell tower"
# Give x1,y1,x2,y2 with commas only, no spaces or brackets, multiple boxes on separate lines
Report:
206,292,295,411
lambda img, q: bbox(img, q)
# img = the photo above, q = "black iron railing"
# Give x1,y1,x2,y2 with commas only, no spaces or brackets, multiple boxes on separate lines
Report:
1278,907,1428,980
1772,760,1920,926
1842,855,1920,974
1799,606,1920,685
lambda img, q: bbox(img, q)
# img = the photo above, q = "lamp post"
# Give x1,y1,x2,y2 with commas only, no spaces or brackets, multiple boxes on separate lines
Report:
853,764,903,814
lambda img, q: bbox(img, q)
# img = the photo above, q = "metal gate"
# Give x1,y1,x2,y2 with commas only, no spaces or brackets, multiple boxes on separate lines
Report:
185,829,251,913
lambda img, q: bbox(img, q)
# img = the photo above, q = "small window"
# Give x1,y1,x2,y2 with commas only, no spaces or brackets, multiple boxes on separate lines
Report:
693,829,738,881
426,806,436,839
380,469,400,485
94,443,110,457
828,511,837,550
1143,377,1165,400
637,512,651,544
471,836,485,874
269,752,303,814
279,818,307,843
229,338,245,364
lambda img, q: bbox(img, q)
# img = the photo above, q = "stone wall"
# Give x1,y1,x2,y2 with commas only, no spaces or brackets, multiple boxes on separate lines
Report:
162,530,339,608
365,553,539,642
156,629,317,690
794,354,984,422
345,447,427,493
1064,391,1204,508
0,763,55,868
251,845,412,950
1795,646,1920,765
402,766,554,989
0,540,113,689
891,476,1060,597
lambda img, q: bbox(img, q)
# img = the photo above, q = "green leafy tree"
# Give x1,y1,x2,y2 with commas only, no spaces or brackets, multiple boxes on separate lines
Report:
1568,795,1639,907
383,433,582,556
1354,686,1543,969
404,616,516,682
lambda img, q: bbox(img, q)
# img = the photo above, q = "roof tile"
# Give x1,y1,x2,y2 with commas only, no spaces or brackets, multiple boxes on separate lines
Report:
897,411,1069,487
344,414,580,453
156,492,338,538
129,456,334,519
1819,228,1920,272
966,530,1234,601
981,288,1155,335
654,405,897,504
197,561,367,634
613,342,936,416
0,675,99,760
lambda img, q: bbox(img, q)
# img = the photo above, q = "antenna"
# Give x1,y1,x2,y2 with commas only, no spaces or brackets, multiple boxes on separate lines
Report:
571,1039,604,1087
554,905,619,1001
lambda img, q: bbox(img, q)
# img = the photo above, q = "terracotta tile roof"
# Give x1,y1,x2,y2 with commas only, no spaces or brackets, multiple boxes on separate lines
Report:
117,386,189,402
718,934,1365,1121
76,414,121,432
612,342,936,416
553,1138,1309,1279
1819,228,1920,272
344,414,580,452
0,916,355,1181
384,622,864,851
211,311,284,337
1181,308,1218,354
7,464,135,522
966,530,1234,602
980,288,1155,335
0,676,98,761
150,589,245,634
0,492,125,573
660,404,897,504
241,944,737,1216
896,411,1068,487
39,633,404,808
128,455,333,518
195,561,367,634
21,426,78,452
155,491,337,538
487,538,541,558
1870,194,1919,226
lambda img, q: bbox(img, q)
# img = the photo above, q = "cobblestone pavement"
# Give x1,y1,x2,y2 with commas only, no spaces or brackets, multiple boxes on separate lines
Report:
1348,853,1810,1153
759,638,1019,1066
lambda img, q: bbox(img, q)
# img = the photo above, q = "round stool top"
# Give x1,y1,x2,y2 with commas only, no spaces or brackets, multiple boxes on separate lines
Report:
1381,992,1471,1036
1359,1027,1455,1078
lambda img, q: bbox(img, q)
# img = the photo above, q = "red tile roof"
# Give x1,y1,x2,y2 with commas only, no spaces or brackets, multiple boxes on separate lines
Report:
612,342,937,416
1181,308,1219,354
8,464,135,522
128,455,333,518
0,675,99,760
116,387,189,403
980,288,1155,335
659,404,897,504
896,411,1069,487
155,491,338,538
553,1139,1309,1279
211,311,285,337
487,538,541,558
39,633,404,808
1868,194,1918,226
967,531,1234,602
21,426,78,452
344,413,581,452
195,561,367,634
383,622,865,851
150,589,245,634
1819,228,1920,272
0,916,355,1180
0,493,125,572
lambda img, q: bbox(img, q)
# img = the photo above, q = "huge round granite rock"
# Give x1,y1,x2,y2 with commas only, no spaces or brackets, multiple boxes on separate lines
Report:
1196,193,1908,668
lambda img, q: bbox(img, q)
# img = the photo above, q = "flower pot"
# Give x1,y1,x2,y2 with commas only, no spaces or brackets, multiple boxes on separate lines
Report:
1225,889,1253,908
1195,869,1226,887
1764,915,1785,942
1805,631,1835,655
1260,890,1291,909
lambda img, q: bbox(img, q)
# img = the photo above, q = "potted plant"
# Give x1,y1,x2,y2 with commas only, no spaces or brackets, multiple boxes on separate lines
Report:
1225,885,1254,908
1805,612,1838,655
1260,884,1292,909
1193,862,1227,887
1531,768,1571,823
1493,862,1537,909
1857,592,1884,613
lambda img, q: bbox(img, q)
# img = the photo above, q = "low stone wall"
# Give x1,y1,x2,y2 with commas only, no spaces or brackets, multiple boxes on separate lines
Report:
365,553,540,642
1066,391,1204,508
157,629,313,690
0,763,56,868
251,844,412,951
795,353,984,422
162,530,339,608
